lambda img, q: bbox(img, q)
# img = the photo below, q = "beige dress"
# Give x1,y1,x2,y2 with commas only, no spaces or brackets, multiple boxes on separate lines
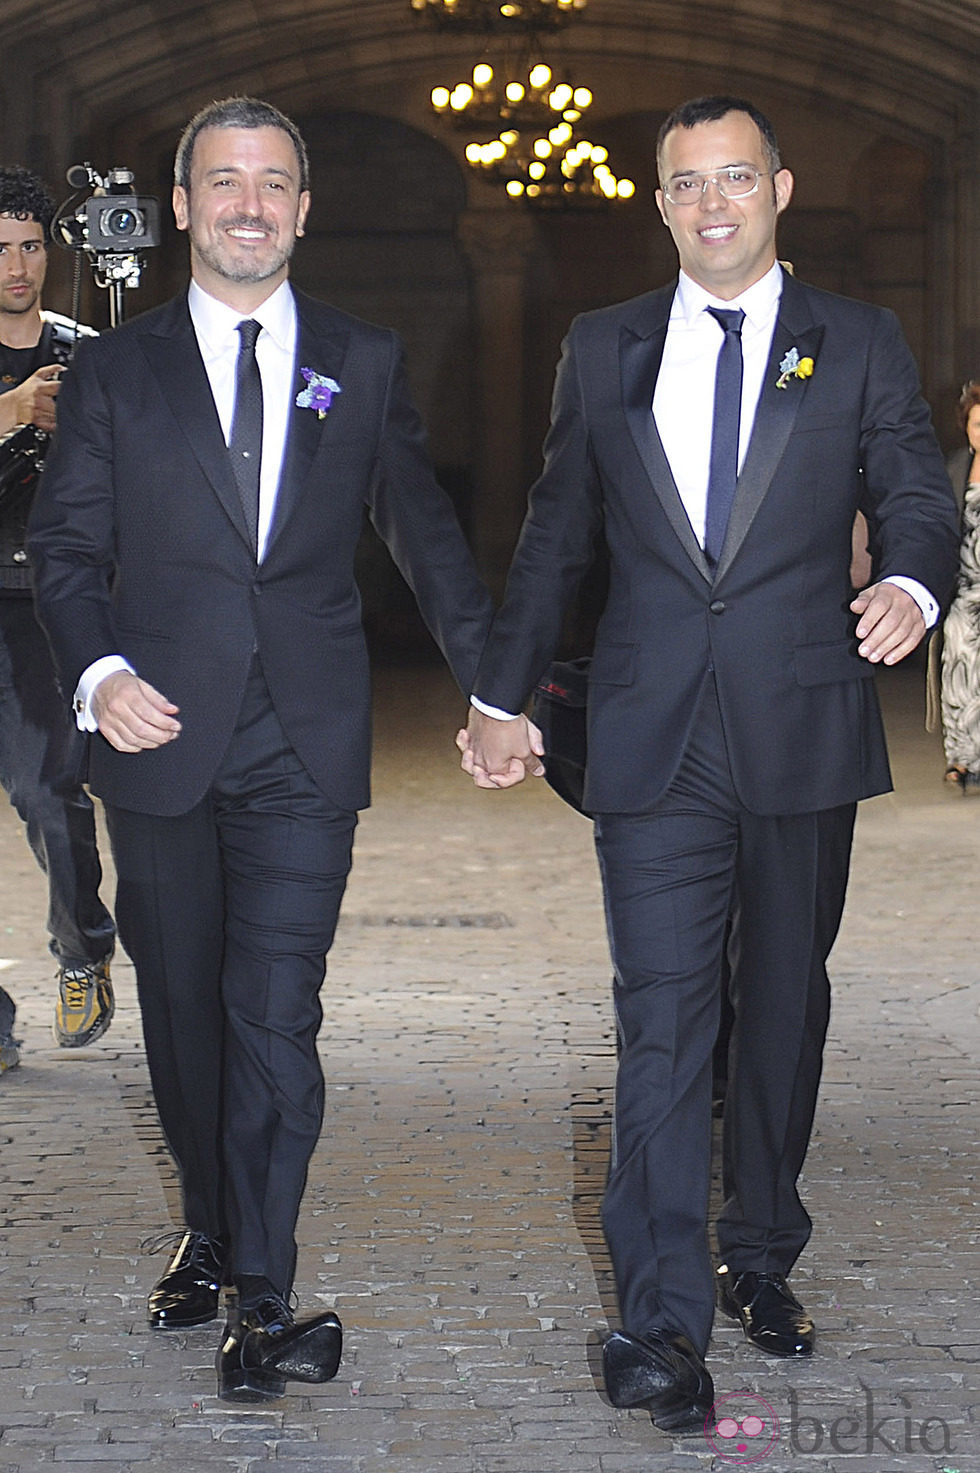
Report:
941,480,980,773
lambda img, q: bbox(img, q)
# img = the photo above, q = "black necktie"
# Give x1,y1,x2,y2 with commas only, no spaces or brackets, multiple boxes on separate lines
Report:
229,319,263,554
704,306,745,566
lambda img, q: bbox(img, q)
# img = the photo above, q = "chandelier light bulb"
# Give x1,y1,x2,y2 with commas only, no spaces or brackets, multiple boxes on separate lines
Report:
573,87,592,109
505,80,526,103
549,83,573,110
506,178,525,196
431,86,451,109
473,63,494,87
533,137,553,158
617,178,636,197
529,63,552,89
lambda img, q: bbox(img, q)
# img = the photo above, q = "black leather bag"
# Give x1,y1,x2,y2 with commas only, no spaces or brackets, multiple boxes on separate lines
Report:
528,656,591,815
0,425,47,518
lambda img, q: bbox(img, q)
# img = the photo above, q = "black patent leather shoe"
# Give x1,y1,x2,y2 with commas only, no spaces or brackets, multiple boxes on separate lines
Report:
603,1329,714,1434
147,1231,226,1330
216,1293,343,1403
717,1268,814,1357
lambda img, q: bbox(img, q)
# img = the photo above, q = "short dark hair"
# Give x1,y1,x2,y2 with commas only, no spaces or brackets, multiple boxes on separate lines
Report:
174,96,310,194
656,96,782,180
957,379,980,431
0,166,55,242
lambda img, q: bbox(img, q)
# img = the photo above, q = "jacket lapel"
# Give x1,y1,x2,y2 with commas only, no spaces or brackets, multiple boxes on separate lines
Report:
140,295,253,549
620,287,712,582
714,273,824,581
264,295,350,554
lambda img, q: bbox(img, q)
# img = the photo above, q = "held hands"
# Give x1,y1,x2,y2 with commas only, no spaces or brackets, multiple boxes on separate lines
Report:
2,364,63,435
851,582,925,665
456,709,545,788
92,671,181,753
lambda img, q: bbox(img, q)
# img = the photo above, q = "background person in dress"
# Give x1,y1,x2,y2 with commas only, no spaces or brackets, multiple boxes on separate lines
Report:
938,379,980,791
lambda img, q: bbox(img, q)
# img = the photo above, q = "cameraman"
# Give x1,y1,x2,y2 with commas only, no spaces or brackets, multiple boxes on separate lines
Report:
0,166,115,1063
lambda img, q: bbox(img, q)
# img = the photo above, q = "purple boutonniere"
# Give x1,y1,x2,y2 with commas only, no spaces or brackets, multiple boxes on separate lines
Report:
296,368,341,418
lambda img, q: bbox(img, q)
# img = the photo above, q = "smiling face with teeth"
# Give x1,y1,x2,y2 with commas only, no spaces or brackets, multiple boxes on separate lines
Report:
173,124,311,311
655,110,793,301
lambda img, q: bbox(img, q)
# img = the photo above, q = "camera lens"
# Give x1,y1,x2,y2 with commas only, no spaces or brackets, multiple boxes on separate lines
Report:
101,207,140,237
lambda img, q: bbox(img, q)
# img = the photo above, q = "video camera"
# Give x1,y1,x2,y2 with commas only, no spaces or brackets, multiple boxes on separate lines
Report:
54,164,160,323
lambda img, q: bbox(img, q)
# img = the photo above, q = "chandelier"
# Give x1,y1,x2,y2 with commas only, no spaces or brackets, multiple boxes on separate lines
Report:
431,57,592,129
411,0,587,30
429,54,634,207
466,126,635,206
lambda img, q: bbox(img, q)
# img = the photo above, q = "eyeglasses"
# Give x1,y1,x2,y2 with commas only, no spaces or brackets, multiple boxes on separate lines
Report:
660,167,770,206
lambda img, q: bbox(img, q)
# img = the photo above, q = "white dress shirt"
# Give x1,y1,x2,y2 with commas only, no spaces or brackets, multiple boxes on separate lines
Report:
654,263,782,548
73,278,299,730
472,260,936,722
188,276,297,562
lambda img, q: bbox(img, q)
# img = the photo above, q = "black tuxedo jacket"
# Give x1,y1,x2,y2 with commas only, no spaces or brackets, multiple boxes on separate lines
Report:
474,270,959,817
945,444,971,520
29,288,492,816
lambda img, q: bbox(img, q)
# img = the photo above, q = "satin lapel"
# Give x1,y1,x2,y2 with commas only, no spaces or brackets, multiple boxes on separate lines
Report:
140,299,251,548
265,306,351,554
715,281,824,581
620,301,711,582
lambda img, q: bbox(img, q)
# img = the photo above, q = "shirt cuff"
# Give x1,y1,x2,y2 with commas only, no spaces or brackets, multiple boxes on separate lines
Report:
470,695,521,721
881,576,939,629
73,655,134,731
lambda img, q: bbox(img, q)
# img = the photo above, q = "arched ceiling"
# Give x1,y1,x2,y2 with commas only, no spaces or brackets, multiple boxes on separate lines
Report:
4,0,980,176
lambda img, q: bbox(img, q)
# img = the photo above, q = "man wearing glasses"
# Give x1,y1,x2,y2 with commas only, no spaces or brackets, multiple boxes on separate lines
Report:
459,96,958,1429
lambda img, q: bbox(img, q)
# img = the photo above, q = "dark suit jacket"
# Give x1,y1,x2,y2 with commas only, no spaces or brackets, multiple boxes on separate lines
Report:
28,288,492,817
945,444,971,520
474,269,959,817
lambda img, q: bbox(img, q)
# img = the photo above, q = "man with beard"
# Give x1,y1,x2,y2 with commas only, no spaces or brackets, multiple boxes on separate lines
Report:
0,166,115,1065
29,98,493,1401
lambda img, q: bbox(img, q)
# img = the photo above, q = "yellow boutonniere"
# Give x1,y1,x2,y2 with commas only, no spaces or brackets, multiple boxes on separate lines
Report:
776,347,814,389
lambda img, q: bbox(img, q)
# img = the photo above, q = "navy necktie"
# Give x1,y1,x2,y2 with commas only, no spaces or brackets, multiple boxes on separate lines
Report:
229,319,263,554
704,306,745,566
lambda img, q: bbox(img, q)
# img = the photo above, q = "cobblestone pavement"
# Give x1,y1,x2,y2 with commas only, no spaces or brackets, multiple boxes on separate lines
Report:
0,663,977,1472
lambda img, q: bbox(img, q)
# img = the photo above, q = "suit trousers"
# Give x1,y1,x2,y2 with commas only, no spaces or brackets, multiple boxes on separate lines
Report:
105,657,356,1295
595,674,855,1356
0,595,115,968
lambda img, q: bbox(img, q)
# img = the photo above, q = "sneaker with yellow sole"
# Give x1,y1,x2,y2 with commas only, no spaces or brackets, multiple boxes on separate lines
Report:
0,1033,21,1073
53,959,115,1048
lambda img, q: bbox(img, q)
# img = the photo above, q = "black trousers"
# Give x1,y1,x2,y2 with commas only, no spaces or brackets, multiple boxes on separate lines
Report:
0,595,115,971
595,676,855,1356
105,660,356,1296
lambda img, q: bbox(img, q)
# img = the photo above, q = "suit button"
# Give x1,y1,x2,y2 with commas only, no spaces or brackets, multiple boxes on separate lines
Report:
709,599,726,614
